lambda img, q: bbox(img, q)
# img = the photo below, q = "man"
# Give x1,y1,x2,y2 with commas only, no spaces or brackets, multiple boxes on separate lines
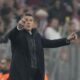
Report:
2,13,77,80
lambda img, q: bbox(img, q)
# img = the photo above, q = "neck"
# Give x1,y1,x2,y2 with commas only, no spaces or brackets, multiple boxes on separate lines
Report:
24,28,36,35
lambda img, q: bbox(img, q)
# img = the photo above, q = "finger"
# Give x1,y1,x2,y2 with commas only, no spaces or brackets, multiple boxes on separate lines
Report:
70,33,76,40
71,32,76,36
18,20,24,24
18,20,24,26
75,34,78,39
72,33,78,40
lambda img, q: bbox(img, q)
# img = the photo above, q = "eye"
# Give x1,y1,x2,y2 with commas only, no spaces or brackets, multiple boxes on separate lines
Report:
30,19,33,22
25,18,28,21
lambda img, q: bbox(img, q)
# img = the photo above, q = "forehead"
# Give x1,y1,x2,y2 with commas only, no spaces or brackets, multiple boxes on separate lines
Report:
22,15,34,20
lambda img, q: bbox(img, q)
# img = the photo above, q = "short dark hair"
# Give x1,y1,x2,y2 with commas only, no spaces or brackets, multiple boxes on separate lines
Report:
17,13,34,22
25,13,33,17
17,13,38,22
24,13,37,22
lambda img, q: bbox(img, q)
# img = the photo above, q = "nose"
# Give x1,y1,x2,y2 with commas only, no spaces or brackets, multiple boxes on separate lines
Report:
27,21,31,24
27,21,32,24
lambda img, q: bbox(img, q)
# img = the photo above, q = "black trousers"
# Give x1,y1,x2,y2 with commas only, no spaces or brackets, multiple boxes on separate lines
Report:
30,68,42,80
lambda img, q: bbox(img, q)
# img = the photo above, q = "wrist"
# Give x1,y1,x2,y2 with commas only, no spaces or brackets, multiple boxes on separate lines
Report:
66,38,71,44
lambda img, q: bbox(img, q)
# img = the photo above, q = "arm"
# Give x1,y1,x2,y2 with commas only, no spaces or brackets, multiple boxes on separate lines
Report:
41,31,78,48
7,27,19,40
0,16,27,43
41,37,70,48
0,27,19,42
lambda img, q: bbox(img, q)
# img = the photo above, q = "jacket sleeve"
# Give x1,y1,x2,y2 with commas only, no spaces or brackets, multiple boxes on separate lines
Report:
0,27,19,42
8,27,19,40
41,37,70,48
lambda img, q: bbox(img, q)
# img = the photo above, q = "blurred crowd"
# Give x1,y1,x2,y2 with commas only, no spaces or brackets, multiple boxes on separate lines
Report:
0,0,80,80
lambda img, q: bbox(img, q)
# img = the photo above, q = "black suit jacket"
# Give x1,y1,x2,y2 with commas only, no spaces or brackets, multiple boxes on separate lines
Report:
7,27,70,80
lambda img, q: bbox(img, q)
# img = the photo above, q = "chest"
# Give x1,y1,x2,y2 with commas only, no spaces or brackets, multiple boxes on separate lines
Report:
18,31,43,51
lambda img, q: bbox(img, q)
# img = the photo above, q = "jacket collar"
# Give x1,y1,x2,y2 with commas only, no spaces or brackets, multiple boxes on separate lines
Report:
22,28,37,36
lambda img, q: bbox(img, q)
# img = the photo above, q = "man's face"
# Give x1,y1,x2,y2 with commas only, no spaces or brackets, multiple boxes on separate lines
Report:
21,15,35,31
